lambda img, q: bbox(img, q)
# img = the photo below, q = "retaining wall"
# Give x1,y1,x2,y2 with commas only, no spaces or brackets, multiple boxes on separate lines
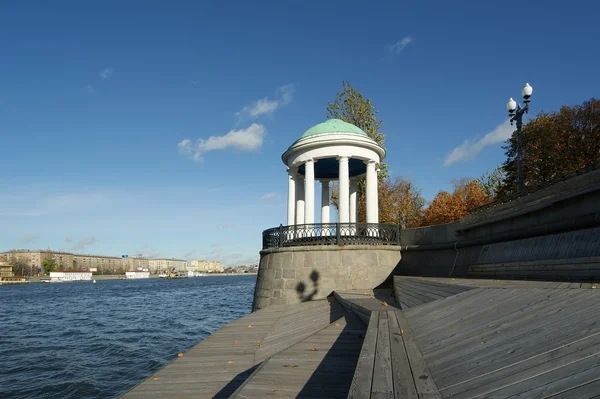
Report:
252,245,401,311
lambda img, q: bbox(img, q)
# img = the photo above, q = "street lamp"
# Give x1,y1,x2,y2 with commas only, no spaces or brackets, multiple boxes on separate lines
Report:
506,83,533,194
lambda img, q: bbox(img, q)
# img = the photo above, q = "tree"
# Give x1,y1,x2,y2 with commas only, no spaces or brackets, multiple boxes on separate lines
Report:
501,98,600,196
420,179,491,226
326,81,387,176
377,177,426,228
42,257,57,276
327,81,388,221
10,258,29,277
477,166,505,199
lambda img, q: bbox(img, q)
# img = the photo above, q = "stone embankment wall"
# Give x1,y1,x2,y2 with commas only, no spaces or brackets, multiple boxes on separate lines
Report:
253,245,400,311
254,169,600,310
396,169,600,281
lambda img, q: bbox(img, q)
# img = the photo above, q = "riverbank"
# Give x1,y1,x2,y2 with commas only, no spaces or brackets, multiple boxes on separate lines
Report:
11,273,257,285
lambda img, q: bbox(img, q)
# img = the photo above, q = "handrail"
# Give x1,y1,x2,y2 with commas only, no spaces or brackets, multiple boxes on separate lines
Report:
261,223,401,250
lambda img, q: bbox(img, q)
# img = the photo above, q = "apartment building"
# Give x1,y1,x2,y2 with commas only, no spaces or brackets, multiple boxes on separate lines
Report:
189,260,225,273
148,258,187,274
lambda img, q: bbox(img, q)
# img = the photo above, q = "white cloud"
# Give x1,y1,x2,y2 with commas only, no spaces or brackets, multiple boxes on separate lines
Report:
84,85,96,94
19,233,41,244
178,123,266,162
443,119,514,167
71,236,96,251
262,192,278,199
277,84,295,105
236,84,295,119
99,68,114,80
389,36,413,55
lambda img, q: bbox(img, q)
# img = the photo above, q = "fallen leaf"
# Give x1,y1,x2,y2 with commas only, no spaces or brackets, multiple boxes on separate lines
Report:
382,301,388,307
153,377,159,381
335,323,340,326
227,361,234,364
256,340,261,343
400,329,404,335
248,325,252,328
177,353,184,358
272,330,275,333
311,347,318,351
284,364,298,368
259,344,263,348
233,340,237,344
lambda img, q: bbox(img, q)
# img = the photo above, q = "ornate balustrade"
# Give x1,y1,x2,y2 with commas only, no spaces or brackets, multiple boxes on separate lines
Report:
262,223,400,250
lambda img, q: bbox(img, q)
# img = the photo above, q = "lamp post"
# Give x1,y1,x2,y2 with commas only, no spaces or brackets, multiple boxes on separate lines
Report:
506,83,533,194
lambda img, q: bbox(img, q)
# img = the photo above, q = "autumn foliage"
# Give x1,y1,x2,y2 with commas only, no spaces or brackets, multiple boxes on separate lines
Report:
419,180,491,226
501,98,600,196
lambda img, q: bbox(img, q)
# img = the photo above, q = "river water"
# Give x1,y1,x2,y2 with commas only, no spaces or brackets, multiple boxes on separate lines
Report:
0,275,256,398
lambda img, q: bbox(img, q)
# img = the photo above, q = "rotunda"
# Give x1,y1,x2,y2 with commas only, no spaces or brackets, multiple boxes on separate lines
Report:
281,119,386,225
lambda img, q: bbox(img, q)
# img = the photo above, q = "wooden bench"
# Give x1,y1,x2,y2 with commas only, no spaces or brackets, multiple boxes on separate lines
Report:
347,309,441,399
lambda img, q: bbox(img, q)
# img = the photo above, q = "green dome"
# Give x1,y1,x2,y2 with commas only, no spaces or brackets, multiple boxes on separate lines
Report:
300,119,367,139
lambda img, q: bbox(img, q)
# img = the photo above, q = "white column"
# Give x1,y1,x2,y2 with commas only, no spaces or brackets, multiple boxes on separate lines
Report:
295,175,305,225
338,156,350,223
287,169,296,226
304,159,315,225
321,180,330,224
366,160,378,224
349,178,358,224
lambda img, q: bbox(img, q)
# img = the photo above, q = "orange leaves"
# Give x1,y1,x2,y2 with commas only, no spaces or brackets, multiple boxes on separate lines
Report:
177,353,184,358
311,347,318,351
420,180,491,226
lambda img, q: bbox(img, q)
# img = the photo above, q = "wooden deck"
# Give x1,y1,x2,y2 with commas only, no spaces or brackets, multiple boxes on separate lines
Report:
122,276,600,398
396,276,600,398
121,298,366,398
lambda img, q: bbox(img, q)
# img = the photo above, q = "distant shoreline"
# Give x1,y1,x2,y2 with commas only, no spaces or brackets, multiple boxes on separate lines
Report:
9,273,258,284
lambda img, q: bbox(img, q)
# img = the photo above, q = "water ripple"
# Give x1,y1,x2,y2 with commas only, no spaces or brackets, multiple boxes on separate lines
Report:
0,275,255,398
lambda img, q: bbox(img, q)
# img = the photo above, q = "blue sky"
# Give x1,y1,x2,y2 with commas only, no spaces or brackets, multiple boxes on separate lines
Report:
1,1,599,265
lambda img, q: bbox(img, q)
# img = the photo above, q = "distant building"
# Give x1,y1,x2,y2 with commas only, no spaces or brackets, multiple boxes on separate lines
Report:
0,261,28,285
0,250,185,276
189,260,225,273
0,261,13,277
49,270,93,282
125,271,150,279
148,258,187,274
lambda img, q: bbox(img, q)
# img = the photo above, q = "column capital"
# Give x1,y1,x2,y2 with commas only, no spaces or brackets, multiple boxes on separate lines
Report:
364,159,378,166
336,155,349,161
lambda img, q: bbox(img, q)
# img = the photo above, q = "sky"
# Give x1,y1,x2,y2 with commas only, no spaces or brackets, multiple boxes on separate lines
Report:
1,1,599,265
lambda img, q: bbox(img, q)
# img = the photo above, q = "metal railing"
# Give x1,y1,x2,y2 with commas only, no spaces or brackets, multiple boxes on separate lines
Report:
262,223,401,250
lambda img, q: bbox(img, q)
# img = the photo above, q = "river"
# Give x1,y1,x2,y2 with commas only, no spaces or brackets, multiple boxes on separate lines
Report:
0,275,256,398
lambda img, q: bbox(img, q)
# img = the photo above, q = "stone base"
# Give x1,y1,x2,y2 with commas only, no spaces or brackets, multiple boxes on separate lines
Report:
252,245,401,311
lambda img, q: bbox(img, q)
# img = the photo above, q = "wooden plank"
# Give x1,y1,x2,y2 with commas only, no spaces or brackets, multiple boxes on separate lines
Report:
543,378,600,399
387,311,418,399
397,277,475,294
393,310,442,399
347,311,379,399
445,336,600,398
371,311,393,398
228,359,270,398
424,290,598,373
439,330,600,395
480,359,600,398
